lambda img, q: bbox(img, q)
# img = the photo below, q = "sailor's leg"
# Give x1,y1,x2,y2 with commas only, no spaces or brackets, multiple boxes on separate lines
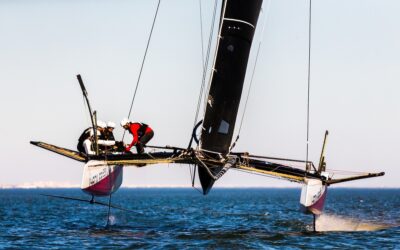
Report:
135,143,144,154
137,130,154,153
139,130,154,145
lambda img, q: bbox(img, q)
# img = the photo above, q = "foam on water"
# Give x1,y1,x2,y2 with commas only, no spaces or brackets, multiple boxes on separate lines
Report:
315,214,389,232
107,215,117,226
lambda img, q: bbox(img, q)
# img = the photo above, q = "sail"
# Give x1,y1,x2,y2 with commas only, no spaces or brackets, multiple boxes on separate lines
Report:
200,0,263,154
198,0,263,194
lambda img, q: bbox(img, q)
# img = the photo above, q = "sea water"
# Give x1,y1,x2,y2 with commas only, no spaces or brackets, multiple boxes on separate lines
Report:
0,188,398,249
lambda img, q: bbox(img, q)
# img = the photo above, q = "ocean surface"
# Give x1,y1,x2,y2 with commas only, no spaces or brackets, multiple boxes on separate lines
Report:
0,188,399,249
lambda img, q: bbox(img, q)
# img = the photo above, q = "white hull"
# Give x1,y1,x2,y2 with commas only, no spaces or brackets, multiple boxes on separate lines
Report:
81,160,123,196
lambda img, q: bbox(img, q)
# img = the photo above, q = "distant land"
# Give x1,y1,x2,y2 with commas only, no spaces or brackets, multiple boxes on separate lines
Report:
0,182,398,189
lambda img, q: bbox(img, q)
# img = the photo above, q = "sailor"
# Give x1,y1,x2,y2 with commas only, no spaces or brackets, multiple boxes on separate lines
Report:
77,120,109,154
96,120,107,140
97,121,114,152
83,131,96,155
103,121,125,153
104,121,116,141
77,127,90,153
83,129,116,155
82,130,100,155
120,118,154,154
77,121,99,153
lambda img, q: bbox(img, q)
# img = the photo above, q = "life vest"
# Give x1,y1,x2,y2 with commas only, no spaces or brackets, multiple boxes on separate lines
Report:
103,130,115,141
137,122,149,137
129,122,149,138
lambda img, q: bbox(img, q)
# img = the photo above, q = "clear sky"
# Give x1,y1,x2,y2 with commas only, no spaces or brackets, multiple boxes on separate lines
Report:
0,0,399,188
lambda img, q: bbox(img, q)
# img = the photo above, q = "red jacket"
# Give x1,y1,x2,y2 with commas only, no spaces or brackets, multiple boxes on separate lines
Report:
126,123,152,151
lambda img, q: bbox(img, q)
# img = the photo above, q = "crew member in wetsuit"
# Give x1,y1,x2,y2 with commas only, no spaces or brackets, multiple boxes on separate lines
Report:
120,118,154,154
96,120,107,140
77,128,92,153
83,133,96,155
77,120,107,154
83,129,116,155
104,121,116,141
103,121,124,153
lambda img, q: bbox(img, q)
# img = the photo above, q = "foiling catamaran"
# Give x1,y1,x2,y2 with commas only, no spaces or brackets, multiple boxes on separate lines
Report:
31,0,384,229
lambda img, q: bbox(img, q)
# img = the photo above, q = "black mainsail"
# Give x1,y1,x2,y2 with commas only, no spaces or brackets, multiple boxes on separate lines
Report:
198,0,263,194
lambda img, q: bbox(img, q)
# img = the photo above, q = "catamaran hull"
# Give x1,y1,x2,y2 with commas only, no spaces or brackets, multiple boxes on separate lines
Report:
300,178,327,215
81,160,123,197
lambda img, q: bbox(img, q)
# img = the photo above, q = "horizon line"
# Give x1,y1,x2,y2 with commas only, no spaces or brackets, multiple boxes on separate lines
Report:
1,181,397,189
1,185,398,189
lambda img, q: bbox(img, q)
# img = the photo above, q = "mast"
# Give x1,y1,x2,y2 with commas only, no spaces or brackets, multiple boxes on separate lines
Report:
198,0,263,194
77,74,99,155
200,0,263,155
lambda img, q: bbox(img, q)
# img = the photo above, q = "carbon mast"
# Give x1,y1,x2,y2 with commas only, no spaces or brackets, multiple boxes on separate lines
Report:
198,0,263,194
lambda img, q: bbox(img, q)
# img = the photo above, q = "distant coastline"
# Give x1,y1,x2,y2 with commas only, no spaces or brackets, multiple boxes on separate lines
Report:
0,182,398,189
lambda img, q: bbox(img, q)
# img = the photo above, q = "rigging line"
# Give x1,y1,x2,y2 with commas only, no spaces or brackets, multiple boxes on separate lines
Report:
125,0,161,132
189,163,194,183
240,155,316,169
228,43,261,152
191,0,206,130
230,0,272,150
199,0,205,68
239,163,315,178
236,43,261,136
188,164,198,187
305,0,312,170
202,0,228,115
192,0,219,131
192,185,203,194
232,168,300,183
325,169,370,175
243,166,315,181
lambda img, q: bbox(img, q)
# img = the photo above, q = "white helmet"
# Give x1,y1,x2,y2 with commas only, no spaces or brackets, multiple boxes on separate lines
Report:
97,120,106,128
120,118,130,127
107,121,116,128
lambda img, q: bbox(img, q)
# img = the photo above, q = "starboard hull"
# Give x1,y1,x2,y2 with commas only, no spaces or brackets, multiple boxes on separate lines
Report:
300,178,327,215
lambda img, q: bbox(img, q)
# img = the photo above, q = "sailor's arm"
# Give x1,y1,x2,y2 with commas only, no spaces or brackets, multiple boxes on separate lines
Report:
125,138,136,151
126,124,139,151
97,139,115,146
83,139,96,155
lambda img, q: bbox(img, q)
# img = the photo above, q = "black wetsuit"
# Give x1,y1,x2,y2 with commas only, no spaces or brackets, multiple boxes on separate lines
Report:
77,127,92,153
